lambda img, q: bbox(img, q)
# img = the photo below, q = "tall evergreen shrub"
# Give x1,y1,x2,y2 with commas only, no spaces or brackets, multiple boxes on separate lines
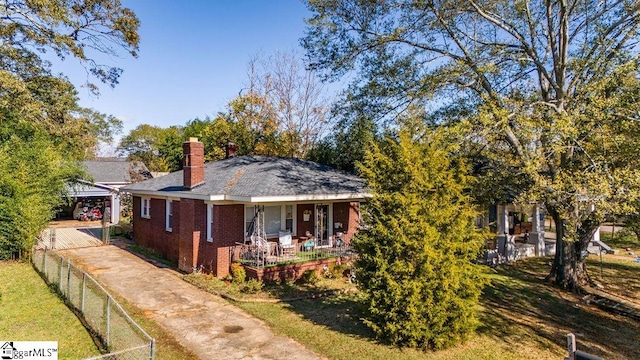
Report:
354,125,487,350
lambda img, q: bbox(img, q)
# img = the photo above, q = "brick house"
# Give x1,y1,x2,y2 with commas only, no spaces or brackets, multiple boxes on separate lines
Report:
121,138,369,277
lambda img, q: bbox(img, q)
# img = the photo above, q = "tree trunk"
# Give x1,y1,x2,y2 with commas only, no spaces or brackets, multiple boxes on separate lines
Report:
547,213,591,290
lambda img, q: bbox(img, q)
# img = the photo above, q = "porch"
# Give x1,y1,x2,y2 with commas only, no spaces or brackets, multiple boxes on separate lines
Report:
232,241,355,282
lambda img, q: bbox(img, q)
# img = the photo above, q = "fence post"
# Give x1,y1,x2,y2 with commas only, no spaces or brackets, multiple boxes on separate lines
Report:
150,338,156,360
42,248,47,276
81,273,86,314
59,256,64,288
66,258,71,297
106,295,111,348
566,333,576,360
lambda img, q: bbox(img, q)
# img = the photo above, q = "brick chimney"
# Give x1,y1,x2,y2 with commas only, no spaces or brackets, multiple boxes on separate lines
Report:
225,142,238,158
183,137,204,189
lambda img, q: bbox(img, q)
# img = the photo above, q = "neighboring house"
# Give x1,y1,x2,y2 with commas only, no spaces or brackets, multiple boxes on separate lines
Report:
122,138,369,277
482,201,604,262
58,159,152,224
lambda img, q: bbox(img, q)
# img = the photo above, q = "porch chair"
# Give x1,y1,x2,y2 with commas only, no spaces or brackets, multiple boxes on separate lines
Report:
278,231,295,255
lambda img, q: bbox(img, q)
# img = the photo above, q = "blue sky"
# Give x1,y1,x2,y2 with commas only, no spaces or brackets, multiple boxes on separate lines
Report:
52,1,319,148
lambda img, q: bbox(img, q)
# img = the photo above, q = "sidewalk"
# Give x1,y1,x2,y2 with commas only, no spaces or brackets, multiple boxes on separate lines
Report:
57,245,322,360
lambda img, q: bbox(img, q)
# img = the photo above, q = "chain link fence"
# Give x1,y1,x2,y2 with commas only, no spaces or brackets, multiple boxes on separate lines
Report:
32,248,155,360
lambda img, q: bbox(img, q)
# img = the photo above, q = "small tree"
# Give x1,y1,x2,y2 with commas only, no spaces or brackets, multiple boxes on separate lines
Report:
354,122,487,350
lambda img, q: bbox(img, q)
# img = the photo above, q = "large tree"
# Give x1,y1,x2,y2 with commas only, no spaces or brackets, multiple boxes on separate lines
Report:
0,0,140,257
303,0,640,289
245,50,331,158
1,0,139,92
118,124,184,172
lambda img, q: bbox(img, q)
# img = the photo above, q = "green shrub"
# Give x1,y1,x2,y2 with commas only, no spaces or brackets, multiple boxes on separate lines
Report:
297,269,319,285
330,262,350,278
241,279,263,294
230,263,246,284
354,126,488,350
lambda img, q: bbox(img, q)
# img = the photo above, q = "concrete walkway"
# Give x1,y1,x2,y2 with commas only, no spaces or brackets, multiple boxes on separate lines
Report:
57,245,321,360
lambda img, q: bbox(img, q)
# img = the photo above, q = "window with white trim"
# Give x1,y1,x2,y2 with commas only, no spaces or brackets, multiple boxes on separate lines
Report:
141,197,150,219
206,204,214,242
285,205,294,233
165,200,173,231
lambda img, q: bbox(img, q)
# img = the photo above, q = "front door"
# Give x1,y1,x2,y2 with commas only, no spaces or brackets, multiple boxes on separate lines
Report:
315,204,329,246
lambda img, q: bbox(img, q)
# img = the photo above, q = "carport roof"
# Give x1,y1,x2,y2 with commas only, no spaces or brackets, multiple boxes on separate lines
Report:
82,160,152,184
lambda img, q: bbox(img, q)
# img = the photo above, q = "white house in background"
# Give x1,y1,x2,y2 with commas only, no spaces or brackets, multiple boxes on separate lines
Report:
482,202,607,263
494,203,549,260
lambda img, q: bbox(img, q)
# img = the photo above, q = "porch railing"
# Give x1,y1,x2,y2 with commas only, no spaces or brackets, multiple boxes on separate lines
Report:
232,242,355,269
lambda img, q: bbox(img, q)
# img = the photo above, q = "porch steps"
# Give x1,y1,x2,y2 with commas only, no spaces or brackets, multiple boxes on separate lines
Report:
588,240,612,254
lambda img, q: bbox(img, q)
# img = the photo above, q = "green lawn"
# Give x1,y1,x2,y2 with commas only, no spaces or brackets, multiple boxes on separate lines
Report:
600,233,640,252
196,257,640,360
0,261,100,359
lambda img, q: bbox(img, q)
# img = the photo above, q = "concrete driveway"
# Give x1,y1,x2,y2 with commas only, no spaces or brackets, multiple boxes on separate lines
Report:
38,227,103,250
58,245,321,360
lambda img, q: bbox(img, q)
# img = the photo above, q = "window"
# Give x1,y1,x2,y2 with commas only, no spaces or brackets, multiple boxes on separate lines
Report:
206,204,214,242
285,205,294,233
141,197,150,219
264,205,281,236
245,205,296,237
165,200,173,231
245,207,256,234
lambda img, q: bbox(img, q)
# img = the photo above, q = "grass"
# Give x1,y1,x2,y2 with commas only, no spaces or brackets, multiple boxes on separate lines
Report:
0,259,197,360
127,243,174,267
586,253,640,302
479,258,639,360
0,261,100,359
184,271,355,301
600,233,640,253
187,257,640,360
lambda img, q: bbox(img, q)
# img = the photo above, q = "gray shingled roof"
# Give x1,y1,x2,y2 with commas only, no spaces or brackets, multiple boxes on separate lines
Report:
122,156,368,199
82,160,152,184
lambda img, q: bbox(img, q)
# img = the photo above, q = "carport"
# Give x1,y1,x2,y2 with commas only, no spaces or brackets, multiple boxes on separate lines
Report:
57,181,120,224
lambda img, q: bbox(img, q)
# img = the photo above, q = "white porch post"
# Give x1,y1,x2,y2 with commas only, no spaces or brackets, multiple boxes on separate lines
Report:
588,203,601,243
497,204,509,255
530,204,546,256
592,227,601,243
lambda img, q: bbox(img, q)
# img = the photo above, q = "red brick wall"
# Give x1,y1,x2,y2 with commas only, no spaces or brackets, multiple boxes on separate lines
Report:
177,198,208,272
243,256,355,282
333,202,360,243
297,204,314,237
132,196,180,263
133,197,244,277
211,204,245,277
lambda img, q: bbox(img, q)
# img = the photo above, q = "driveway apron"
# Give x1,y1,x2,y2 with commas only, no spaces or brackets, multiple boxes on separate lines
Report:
58,245,322,360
